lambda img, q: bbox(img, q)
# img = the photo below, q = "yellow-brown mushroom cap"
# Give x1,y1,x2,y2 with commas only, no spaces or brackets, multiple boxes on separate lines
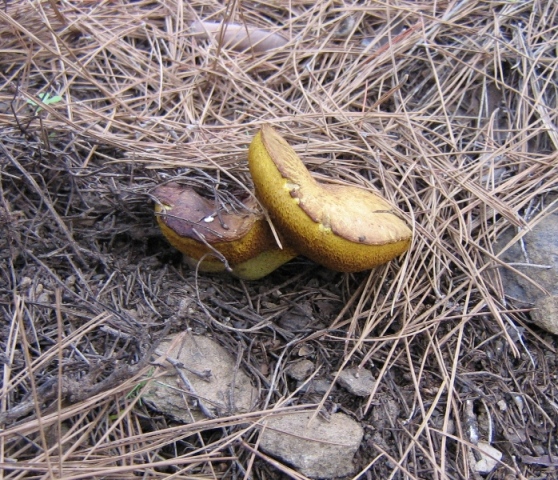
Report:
153,183,297,279
248,125,412,272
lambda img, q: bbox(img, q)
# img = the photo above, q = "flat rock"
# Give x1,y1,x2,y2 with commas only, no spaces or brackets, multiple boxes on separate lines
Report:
496,209,558,304
259,411,363,478
530,295,558,335
338,367,376,397
144,333,257,423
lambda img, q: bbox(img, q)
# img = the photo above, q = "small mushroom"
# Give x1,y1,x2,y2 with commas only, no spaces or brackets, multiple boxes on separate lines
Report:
153,184,297,280
248,125,412,272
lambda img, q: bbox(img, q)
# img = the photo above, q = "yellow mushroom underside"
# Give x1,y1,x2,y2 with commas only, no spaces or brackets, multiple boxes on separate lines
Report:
248,126,412,272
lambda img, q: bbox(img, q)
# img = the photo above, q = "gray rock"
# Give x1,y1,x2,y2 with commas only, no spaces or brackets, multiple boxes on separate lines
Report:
338,368,376,397
286,360,315,380
296,378,335,395
496,209,558,304
530,295,558,335
259,411,363,478
144,333,257,423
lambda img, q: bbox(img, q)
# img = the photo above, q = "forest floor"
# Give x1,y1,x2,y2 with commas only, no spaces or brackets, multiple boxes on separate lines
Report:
1,1,557,479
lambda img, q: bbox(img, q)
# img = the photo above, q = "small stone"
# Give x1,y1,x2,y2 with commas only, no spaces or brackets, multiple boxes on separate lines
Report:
338,368,376,397
36,292,51,304
259,411,363,478
512,395,524,411
473,441,502,474
286,360,314,380
297,343,315,356
279,312,312,330
530,295,558,335
297,378,334,395
497,399,508,412
143,333,257,423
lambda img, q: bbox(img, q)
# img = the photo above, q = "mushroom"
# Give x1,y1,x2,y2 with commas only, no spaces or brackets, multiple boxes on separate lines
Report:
153,184,297,280
248,125,412,272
